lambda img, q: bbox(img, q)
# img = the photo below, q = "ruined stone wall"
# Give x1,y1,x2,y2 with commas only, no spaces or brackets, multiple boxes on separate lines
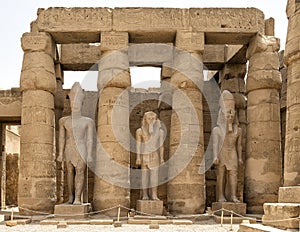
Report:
6,153,19,206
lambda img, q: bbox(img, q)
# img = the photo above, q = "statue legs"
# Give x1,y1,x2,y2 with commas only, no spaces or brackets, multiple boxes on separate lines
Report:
216,165,227,202
73,161,86,205
141,168,149,200
150,168,159,200
67,161,75,204
228,170,240,203
141,166,159,200
66,160,86,205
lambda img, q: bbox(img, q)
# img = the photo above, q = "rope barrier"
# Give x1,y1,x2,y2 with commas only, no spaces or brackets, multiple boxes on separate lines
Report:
5,204,300,226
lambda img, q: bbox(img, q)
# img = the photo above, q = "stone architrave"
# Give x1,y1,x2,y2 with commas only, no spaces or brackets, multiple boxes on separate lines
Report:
245,33,282,214
93,32,131,216
167,31,206,214
19,32,57,214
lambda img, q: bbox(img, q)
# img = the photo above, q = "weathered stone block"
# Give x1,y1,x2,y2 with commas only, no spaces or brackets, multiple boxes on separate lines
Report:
101,32,128,51
212,202,247,216
21,124,54,144
176,31,204,53
98,70,131,89
247,34,280,59
36,7,112,43
246,70,282,93
278,186,300,203
21,32,55,58
248,52,280,71
262,214,299,229
22,90,54,108
265,18,275,36
129,44,173,67
113,8,189,31
60,44,101,71
54,203,90,219
136,200,163,215
190,8,264,33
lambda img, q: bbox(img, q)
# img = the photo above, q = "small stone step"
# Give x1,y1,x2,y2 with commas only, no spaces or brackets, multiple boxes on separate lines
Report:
263,203,300,218
238,223,286,232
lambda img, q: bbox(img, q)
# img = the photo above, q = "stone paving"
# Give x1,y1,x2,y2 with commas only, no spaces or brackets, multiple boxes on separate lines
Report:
0,224,239,232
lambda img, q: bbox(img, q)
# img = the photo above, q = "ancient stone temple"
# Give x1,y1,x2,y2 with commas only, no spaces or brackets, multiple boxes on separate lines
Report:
0,3,299,230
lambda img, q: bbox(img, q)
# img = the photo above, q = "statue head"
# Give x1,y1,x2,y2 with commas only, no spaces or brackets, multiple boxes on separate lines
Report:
218,90,237,132
69,82,84,113
142,111,160,134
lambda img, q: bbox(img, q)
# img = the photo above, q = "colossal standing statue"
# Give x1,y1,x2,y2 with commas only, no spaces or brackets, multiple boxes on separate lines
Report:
212,90,243,203
57,82,94,205
136,111,164,200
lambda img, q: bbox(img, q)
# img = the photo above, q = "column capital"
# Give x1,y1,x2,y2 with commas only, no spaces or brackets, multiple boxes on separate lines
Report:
21,32,56,58
100,32,128,51
246,33,280,59
175,30,204,53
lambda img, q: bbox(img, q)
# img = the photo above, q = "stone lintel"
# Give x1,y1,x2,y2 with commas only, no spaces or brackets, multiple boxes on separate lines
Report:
136,200,163,215
21,32,56,58
246,33,280,59
59,43,243,71
176,31,204,53
100,32,128,51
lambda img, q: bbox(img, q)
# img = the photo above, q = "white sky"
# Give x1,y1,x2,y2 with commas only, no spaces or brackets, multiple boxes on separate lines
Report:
0,0,288,90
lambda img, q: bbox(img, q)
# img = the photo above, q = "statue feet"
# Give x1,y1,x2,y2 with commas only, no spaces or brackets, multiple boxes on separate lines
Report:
73,199,81,205
68,195,74,204
142,195,150,200
151,195,160,201
232,196,240,203
218,196,227,202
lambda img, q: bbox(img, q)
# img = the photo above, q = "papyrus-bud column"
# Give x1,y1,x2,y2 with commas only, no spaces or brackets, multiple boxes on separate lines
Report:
245,33,282,214
167,31,205,214
19,32,57,214
93,32,131,215
283,0,300,186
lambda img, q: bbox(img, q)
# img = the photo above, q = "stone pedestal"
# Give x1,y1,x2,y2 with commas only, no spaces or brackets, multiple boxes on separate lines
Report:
212,202,246,216
136,200,163,215
54,203,91,219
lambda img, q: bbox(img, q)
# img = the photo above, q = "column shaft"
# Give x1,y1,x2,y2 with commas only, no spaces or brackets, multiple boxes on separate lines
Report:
19,32,57,214
245,34,282,213
93,32,131,216
167,31,205,214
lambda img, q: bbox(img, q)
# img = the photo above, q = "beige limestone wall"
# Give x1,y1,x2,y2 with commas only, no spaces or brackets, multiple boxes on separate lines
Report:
245,33,282,214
